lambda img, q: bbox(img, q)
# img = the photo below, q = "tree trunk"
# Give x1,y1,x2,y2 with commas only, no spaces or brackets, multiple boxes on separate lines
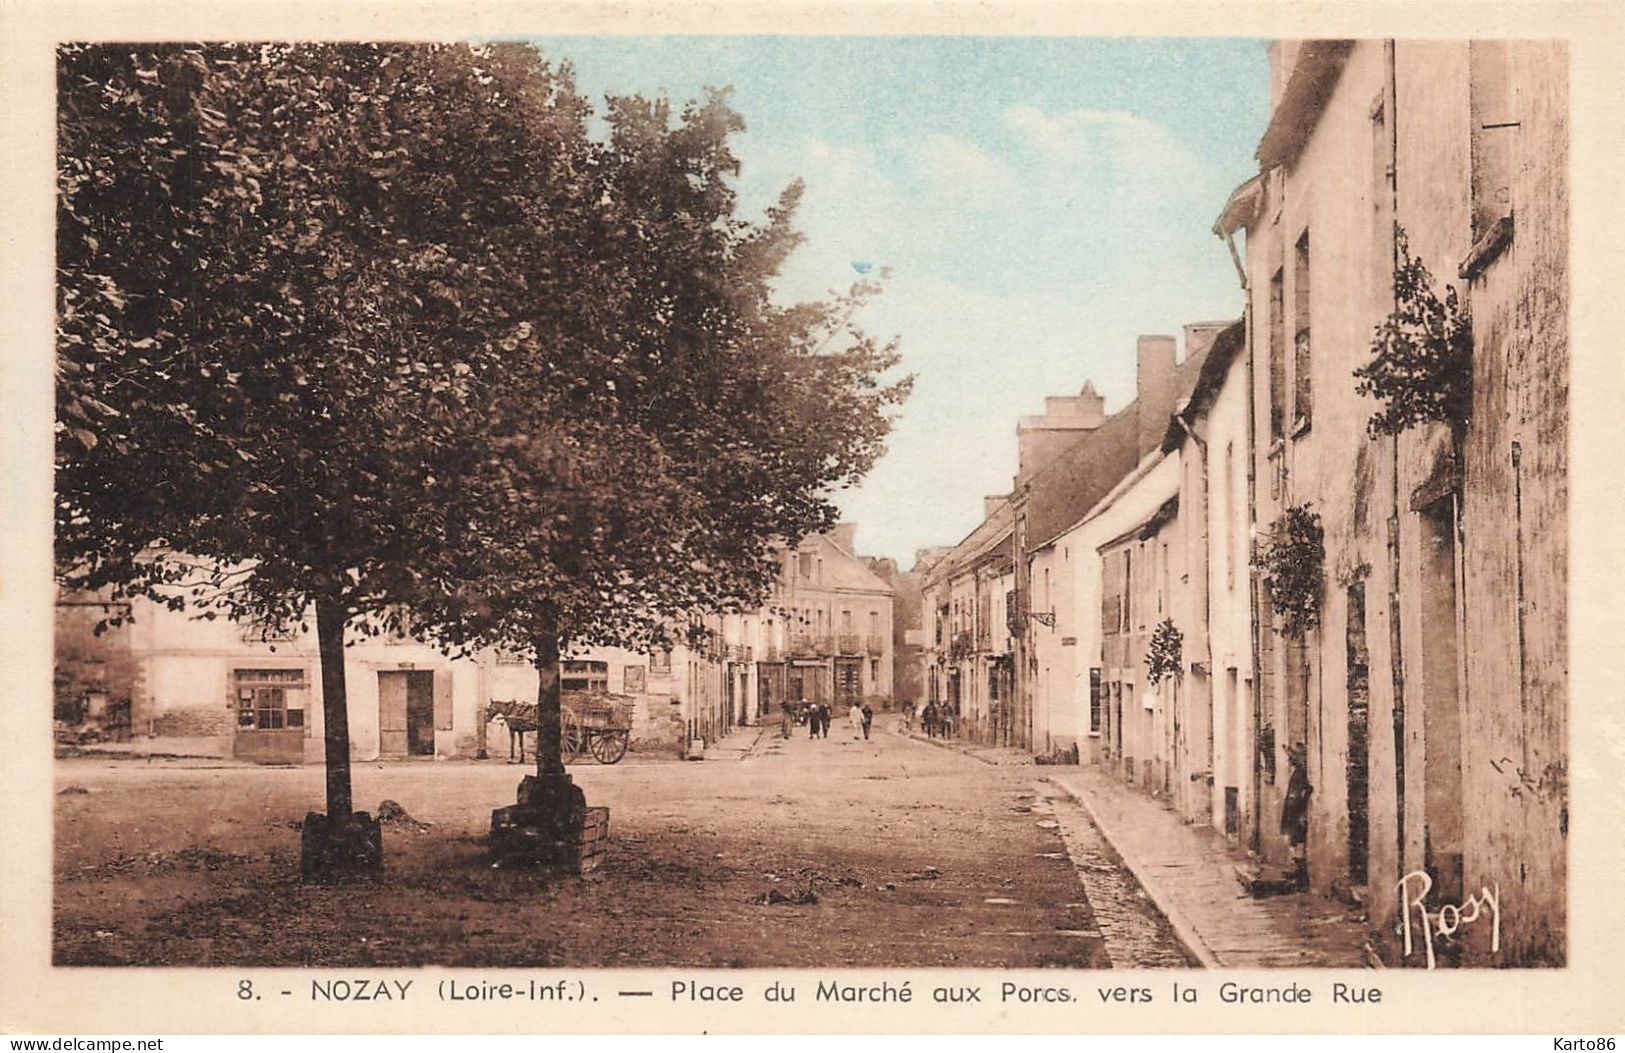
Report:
315,595,354,820
533,615,565,778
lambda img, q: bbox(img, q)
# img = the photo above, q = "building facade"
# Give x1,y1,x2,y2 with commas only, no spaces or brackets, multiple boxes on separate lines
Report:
54,526,896,762
1217,39,1567,964
768,525,896,716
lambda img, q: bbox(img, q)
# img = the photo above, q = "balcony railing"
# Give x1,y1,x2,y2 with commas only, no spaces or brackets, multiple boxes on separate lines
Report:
787,632,835,655
836,633,862,655
865,635,886,656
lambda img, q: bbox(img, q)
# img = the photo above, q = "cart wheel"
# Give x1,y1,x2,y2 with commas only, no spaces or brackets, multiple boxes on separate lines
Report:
561,705,585,761
591,730,629,765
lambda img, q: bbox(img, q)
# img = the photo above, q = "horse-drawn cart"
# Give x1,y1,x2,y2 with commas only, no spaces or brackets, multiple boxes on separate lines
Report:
561,692,634,765
486,692,635,765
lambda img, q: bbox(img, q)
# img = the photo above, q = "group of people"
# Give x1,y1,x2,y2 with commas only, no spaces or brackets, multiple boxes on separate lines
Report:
784,699,874,740
896,699,955,738
919,700,954,738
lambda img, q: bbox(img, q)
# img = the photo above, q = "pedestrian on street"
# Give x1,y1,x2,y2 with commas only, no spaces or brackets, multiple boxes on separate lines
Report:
1281,742,1312,888
861,702,873,740
807,700,819,739
814,702,829,739
847,701,864,740
922,701,938,738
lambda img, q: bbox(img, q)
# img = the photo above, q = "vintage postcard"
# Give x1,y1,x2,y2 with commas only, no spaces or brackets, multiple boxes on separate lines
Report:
3,0,1623,1037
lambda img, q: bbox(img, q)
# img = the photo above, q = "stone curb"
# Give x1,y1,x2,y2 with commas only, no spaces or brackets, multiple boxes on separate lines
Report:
896,727,1000,766
1043,774,1223,970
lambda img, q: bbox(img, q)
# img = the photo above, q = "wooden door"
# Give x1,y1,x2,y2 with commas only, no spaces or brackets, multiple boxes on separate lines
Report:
378,672,408,758
406,671,436,756
835,659,860,705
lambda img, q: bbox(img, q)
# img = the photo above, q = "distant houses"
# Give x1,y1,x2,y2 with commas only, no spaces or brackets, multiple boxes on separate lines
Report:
53,525,896,762
911,38,1567,966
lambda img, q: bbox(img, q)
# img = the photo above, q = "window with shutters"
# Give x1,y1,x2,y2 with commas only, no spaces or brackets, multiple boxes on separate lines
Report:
1292,230,1313,432
1470,40,1515,239
1269,269,1286,441
1089,668,1103,734
1465,40,1516,276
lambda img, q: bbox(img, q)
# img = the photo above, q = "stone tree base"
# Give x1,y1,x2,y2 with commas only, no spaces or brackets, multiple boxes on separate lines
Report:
300,811,383,883
490,773,609,874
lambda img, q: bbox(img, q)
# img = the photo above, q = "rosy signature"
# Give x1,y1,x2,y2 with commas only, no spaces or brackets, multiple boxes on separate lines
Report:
1397,870,1501,969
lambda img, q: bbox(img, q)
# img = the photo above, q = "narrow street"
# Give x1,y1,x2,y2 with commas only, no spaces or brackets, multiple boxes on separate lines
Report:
54,718,1189,968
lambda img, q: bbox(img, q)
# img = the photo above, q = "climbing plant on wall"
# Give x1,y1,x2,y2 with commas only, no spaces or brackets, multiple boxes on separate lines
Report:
1256,505,1325,638
1145,617,1184,687
1353,225,1474,436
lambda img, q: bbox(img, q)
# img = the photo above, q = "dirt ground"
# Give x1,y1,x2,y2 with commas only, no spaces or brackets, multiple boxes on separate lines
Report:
53,718,1186,968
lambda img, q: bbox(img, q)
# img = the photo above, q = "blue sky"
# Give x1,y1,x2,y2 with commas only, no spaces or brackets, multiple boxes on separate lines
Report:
529,36,1270,566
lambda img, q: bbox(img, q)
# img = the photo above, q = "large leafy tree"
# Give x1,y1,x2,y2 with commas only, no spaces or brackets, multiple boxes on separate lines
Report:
411,88,910,778
56,42,909,859
56,42,604,842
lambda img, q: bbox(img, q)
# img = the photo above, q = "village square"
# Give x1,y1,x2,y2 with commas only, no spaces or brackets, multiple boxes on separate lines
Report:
50,37,1568,971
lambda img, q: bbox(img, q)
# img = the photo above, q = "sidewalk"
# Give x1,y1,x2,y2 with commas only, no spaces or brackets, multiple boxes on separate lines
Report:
1045,766,1375,968
896,723,1034,767
702,723,766,761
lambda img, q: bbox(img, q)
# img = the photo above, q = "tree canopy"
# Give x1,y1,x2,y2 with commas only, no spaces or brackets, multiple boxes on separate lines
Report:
56,42,909,825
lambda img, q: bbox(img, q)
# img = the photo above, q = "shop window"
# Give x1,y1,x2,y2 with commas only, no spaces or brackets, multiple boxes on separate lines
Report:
234,668,307,730
562,660,609,693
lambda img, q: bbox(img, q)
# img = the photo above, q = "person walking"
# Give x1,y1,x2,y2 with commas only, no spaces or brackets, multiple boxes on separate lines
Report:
861,701,874,740
922,701,938,738
847,700,864,740
807,699,819,739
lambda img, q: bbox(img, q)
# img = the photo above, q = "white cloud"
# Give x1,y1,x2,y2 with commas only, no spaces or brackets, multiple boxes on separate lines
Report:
913,132,1015,193
1004,103,1205,183
729,111,1238,563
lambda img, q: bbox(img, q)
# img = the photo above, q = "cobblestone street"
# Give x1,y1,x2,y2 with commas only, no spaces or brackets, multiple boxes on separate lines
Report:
54,718,1190,968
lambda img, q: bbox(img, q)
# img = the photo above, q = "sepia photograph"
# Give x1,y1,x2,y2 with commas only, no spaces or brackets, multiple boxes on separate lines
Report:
41,28,1569,983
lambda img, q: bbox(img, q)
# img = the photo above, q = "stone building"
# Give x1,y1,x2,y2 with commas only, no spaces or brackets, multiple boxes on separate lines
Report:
1018,330,1221,758
51,523,895,762
920,504,1015,745
1216,39,1567,965
893,547,951,708
51,586,713,763
759,524,896,717
1159,322,1256,841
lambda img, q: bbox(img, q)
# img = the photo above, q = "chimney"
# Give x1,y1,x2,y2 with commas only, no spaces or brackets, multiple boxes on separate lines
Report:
983,493,1010,520
1136,335,1179,456
1016,380,1107,482
1077,380,1106,420
829,523,859,554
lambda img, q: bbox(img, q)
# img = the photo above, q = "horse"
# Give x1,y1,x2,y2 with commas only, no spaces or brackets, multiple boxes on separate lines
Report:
487,699,539,763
